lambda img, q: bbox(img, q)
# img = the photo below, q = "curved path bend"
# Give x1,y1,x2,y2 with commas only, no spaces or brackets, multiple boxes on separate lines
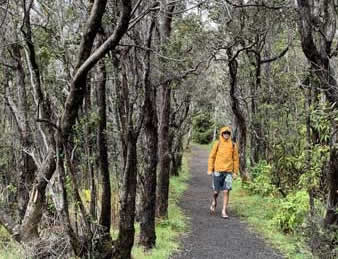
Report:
171,145,284,259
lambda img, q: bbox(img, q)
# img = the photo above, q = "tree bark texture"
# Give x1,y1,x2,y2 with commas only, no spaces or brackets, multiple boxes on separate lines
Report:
250,53,264,164
169,94,191,177
20,148,56,243
55,142,82,256
156,83,171,218
7,43,36,220
139,18,158,249
112,16,142,256
156,0,175,219
95,41,113,257
228,49,248,180
113,134,138,259
96,37,111,234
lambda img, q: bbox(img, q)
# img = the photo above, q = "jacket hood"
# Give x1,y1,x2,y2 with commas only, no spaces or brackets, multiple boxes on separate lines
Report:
219,126,232,138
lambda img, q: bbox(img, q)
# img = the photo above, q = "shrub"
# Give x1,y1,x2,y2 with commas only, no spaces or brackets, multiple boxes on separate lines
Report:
271,190,309,233
246,160,277,196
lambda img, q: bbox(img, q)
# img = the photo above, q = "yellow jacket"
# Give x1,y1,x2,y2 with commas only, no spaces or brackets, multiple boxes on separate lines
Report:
208,126,239,175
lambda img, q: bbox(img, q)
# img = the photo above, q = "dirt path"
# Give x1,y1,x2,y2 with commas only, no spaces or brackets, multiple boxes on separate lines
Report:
171,145,284,259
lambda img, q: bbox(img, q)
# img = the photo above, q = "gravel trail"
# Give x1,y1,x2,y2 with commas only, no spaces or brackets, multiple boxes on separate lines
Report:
171,145,284,259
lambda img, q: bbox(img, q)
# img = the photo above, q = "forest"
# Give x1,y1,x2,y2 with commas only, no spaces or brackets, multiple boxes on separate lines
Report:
0,0,338,258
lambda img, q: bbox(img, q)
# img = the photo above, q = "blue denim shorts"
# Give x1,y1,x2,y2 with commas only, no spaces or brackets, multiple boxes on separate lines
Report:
212,172,233,191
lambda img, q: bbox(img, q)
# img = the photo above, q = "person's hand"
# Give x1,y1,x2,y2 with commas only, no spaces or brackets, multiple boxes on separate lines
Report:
207,171,213,175
233,174,238,180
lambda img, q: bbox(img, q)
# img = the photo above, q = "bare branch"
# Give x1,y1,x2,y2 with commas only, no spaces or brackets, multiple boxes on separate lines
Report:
171,2,205,15
230,41,258,62
23,148,42,168
155,59,208,87
36,119,59,130
0,0,9,29
225,0,290,10
128,2,159,31
261,46,289,64
0,40,26,50
119,43,186,62
130,0,144,18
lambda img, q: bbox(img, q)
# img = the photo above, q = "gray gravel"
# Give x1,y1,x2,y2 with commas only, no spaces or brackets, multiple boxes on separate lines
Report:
170,145,285,259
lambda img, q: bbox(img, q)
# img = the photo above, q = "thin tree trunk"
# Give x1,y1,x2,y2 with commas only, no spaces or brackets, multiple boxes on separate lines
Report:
325,142,338,225
55,140,83,255
248,51,264,165
113,134,138,259
7,43,37,220
169,95,191,177
228,49,249,181
139,18,158,249
96,34,111,231
96,40,113,257
252,53,263,164
84,75,97,220
156,0,175,218
156,83,171,217
112,34,142,258
20,147,56,243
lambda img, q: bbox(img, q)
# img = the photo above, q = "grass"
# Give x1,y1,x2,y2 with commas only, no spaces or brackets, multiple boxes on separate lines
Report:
0,227,24,259
0,244,24,259
132,156,190,259
230,179,313,259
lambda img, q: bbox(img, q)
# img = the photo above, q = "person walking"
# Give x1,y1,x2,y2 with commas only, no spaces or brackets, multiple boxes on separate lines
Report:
207,126,239,218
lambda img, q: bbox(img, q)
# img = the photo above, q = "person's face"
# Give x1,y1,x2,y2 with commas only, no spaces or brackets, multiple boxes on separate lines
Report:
222,131,230,140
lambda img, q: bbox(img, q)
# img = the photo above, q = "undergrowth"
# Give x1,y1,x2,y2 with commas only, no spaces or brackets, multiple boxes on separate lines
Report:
231,179,313,259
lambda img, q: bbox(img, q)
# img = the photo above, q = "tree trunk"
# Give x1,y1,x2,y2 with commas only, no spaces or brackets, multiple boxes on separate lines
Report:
7,44,37,220
169,101,190,177
55,141,83,256
84,75,97,220
20,147,56,243
113,134,138,259
156,83,171,218
96,45,113,257
325,142,338,225
156,0,175,218
171,151,183,177
228,49,249,180
251,54,263,164
139,18,158,249
139,89,158,249
247,50,265,165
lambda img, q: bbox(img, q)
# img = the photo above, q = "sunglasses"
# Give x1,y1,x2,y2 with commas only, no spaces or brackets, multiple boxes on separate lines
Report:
222,131,231,135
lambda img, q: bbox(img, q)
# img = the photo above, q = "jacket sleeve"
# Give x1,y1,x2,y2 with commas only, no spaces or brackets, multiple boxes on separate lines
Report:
208,141,218,174
233,143,239,175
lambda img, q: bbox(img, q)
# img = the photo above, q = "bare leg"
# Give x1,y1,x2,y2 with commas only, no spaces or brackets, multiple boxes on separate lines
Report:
222,190,229,217
210,191,219,213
